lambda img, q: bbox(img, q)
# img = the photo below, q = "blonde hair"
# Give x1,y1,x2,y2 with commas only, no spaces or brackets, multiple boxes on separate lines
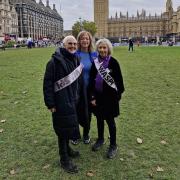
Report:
95,38,113,55
77,31,94,52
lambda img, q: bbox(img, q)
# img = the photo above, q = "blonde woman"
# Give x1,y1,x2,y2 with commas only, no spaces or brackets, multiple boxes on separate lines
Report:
71,31,97,145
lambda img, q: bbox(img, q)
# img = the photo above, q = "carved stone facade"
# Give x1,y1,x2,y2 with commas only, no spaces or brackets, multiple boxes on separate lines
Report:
9,0,63,40
94,0,180,39
0,0,18,38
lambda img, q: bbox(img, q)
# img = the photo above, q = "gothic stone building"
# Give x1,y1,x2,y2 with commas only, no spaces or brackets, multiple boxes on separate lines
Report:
9,0,63,40
94,0,180,41
0,0,18,39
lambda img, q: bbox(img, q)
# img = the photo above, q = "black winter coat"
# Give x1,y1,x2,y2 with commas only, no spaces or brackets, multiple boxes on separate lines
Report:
89,56,125,119
43,48,88,138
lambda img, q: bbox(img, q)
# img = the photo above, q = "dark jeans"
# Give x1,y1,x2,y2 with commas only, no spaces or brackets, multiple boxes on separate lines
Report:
72,127,81,140
72,112,91,140
96,115,116,146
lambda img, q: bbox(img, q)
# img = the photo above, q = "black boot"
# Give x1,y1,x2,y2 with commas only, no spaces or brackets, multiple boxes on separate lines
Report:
60,159,78,173
107,145,118,159
58,137,79,173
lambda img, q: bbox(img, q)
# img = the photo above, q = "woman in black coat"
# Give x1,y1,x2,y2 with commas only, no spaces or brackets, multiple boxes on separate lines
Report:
89,38,125,159
43,35,87,173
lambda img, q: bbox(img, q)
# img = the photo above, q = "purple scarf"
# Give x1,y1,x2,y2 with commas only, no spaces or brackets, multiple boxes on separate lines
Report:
95,55,111,92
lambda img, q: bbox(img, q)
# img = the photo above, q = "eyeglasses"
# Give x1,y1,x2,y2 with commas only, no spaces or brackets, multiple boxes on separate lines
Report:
68,42,77,45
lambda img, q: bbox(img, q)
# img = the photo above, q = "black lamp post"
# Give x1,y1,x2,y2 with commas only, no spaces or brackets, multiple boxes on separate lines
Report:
79,17,83,31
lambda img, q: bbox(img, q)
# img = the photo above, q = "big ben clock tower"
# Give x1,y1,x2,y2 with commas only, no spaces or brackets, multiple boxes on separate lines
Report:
94,0,109,38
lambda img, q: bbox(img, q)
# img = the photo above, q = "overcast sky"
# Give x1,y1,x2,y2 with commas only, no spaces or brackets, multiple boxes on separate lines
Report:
42,0,179,30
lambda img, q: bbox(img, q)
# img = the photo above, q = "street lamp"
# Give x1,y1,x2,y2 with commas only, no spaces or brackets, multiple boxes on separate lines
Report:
79,17,83,31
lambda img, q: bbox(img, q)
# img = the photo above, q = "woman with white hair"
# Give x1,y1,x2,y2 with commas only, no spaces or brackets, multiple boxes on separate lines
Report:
89,38,125,159
43,35,86,173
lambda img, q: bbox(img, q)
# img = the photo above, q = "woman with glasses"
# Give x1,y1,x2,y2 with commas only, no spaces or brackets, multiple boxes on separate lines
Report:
43,35,86,173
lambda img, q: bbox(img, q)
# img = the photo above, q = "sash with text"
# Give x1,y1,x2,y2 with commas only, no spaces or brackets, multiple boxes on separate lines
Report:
94,58,117,91
54,63,84,92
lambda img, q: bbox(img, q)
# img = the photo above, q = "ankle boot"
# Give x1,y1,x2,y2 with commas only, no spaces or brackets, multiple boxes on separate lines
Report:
60,159,78,173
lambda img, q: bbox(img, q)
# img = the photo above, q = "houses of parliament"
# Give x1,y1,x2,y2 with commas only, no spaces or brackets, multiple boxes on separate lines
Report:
94,0,180,41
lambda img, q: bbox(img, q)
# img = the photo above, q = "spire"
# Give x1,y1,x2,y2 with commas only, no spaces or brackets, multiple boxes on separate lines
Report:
166,0,173,12
39,0,44,6
115,11,118,19
53,4,57,12
120,12,123,18
126,11,129,19
137,10,139,18
166,0,173,18
46,0,50,8
141,9,146,17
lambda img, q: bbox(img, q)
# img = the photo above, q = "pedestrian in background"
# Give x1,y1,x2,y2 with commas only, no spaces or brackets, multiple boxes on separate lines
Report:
128,38,134,52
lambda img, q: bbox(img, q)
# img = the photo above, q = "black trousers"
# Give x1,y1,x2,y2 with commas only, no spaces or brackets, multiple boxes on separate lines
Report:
58,136,70,162
72,112,91,140
83,111,91,138
128,45,133,51
96,115,116,146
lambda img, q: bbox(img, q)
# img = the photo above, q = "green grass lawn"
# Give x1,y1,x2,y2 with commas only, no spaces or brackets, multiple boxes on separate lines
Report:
0,46,180,179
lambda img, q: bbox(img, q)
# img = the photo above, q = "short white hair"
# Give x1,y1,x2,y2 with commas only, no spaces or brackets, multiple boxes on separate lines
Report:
63,35,77,45
96,38,113,55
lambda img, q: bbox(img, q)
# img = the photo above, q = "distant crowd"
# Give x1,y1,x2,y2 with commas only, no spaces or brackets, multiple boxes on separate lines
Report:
0,39,63,50
1,37,180,52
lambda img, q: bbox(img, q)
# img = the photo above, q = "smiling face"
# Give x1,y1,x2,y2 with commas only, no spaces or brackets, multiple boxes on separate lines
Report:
97,42,109,58
79,34,90,50
64,38,77,54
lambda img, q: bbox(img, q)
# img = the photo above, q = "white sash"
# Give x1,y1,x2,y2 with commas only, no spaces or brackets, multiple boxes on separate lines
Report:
54,63,84,92
94,58,117,91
